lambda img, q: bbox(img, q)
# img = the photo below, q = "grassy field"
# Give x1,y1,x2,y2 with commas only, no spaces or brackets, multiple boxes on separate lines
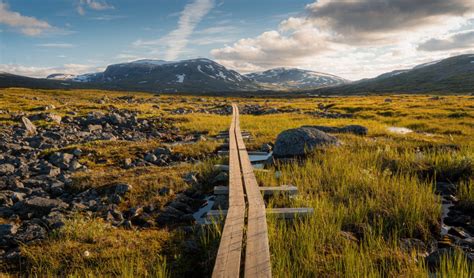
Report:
0,88,473,277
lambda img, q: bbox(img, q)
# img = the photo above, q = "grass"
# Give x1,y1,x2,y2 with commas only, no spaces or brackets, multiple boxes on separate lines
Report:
18,216,170,277
0,88,473,277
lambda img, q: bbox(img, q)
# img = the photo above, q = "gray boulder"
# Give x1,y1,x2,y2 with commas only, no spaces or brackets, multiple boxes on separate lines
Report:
21,117,37,136
302,125,368,136
274,127,338,157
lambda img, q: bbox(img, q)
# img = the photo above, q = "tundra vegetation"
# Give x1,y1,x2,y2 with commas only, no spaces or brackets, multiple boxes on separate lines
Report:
0,88,473,277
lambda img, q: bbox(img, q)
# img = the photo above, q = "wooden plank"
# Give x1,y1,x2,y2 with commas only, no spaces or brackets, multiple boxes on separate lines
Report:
217,151,270,156
207,207,314,221
214,185,298,196
266,207,314,220
233,104,272,278
212,105,245,278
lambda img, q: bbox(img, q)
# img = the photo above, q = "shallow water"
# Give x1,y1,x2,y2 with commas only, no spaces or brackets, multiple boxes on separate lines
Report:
387,126,413,134
193,196,215,224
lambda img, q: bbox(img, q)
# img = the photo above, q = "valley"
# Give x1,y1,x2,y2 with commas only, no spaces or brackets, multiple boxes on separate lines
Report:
0,88,472,277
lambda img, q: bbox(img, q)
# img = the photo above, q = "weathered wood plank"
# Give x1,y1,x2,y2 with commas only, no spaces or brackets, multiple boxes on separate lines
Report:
214,185,298,196
212,104,245,278
207,207,314,221
233,104,272,278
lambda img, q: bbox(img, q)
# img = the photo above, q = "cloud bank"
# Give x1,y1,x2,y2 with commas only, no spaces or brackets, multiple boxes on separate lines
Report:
211,0,474,79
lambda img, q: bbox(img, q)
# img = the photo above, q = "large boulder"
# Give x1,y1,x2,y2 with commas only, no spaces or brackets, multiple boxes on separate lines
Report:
302,125,368,136
273,127,338,157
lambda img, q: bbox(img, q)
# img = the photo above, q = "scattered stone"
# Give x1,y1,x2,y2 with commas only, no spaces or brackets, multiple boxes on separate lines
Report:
273,127,339,157
145,153,158,163
21,117,37,136
261,143,273,152
13,197,68,218
47,114,62,124
49,152,74,169
115,183,132,195
154,147,172,155
0,164,15,175
159,187,173,196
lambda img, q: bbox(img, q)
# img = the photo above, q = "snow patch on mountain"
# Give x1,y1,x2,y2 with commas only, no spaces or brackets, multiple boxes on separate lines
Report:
176,74,185,83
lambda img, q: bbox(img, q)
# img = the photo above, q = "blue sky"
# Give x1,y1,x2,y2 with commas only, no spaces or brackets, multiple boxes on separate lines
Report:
1,0,474,80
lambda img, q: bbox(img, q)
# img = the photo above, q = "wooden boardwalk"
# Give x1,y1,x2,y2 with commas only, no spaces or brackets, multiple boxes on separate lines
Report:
212,104,271,278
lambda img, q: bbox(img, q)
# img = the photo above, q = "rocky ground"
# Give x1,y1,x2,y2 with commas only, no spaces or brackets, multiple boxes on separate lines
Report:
0,106,212,264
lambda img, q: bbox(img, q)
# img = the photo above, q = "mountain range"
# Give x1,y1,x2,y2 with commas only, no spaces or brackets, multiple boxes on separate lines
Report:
1,54,473,94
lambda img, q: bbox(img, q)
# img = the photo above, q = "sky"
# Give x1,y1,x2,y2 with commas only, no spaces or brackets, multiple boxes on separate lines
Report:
1,0,474,81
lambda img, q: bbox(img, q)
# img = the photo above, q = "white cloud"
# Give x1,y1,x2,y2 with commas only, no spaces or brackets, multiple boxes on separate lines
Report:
211,0,474,80
77,0,114,15
0,63,104,78
0,2,52,36
133,0,215,60
37,43,75,48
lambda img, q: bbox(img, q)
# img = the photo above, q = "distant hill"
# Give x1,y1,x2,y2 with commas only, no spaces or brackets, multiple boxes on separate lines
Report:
2,54,473,95
43,58,260,93
317,54,474,94
246,67,347,90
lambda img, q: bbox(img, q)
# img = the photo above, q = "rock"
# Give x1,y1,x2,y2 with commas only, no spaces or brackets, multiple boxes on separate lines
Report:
0,224,18,247
88,124,102,132
106,209,124,225
154,147,172,156
145,153,157,163
0,224,18,237
436,182,457,195
212,172,228,184
39,164,61,177
384,98,393,102
448,227,470,239
72,149,83,157
49,182,65,196
273,127,338,157
11,192,25,203
109,194,122,204
261,143,273,152
47,114,62,124
122,220,133,229
159,187,173,196
14,222,47,244
69,160,83,171
0,164,15,175
21,117,37,136
42,104,56,111
124,158,133,168
183,172,198,185
302,125,368,136
13,197,68,218
169,201,193,213
115,183,132,195
339,125,368,136
49,152,74,169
